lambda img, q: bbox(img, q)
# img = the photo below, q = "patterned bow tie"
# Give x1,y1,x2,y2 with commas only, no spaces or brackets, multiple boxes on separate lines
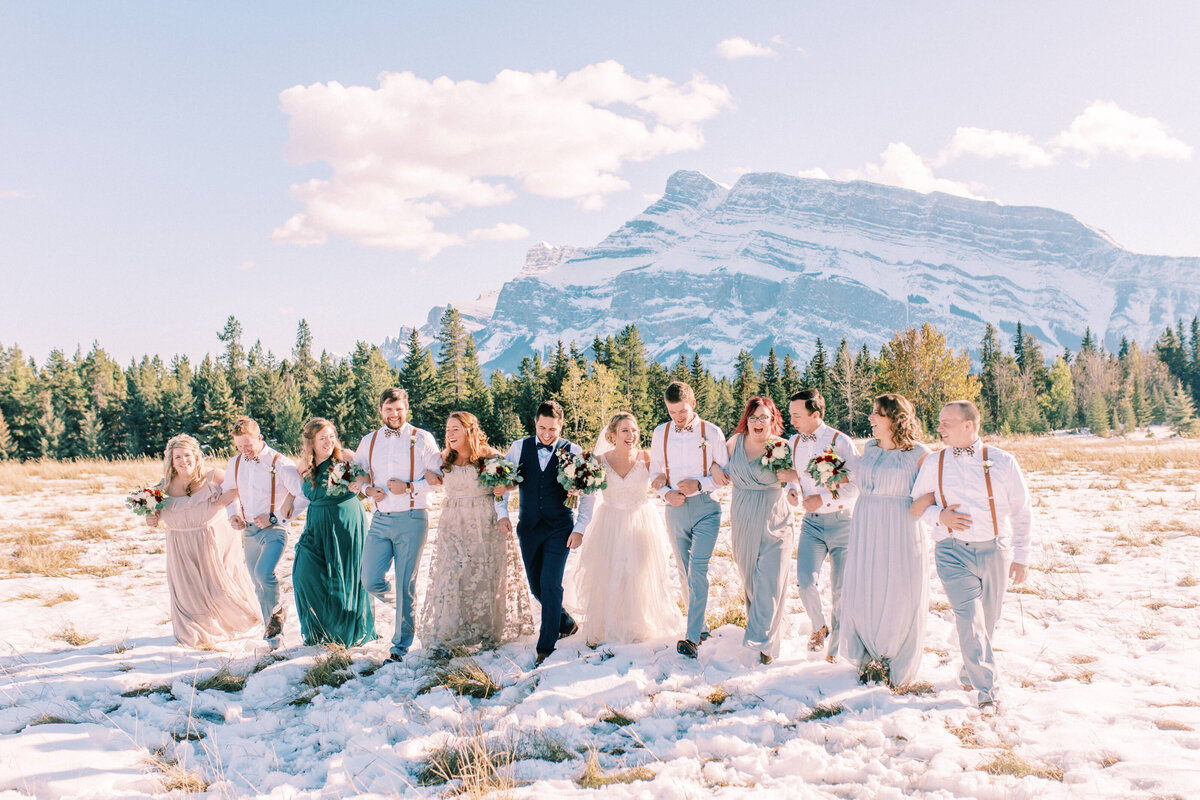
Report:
246,455,260,463
797,432,817,443
674,424,693,433
953,446,975,457
384,428,404,438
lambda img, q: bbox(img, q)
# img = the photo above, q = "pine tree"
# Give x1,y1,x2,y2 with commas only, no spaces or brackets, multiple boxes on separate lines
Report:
0,346,43,459
461,335,491,422
192,355,239,454
276,373,306,452
1085,393,1110,436
804,339,830,400
398,329,437,430
613,325,651,424
1046,356,1075,430
350,342,396,443
979,324,1002,431
292,319,320,410
669,353,690,384
217,316,248,408
1165,381,1200,436
546,341,570,397
515,354,546,434
434,306,470,417
0,409,13,460
732,349,759,413
760,348,785,417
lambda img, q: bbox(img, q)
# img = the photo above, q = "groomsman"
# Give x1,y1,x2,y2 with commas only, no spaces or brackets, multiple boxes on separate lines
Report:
781,389,859,661
221,416,304,644
350,388,442,662
496,400,595,665
910,400,1032,712
650,381,729,658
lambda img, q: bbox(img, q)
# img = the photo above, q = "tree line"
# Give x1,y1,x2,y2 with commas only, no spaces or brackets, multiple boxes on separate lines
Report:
1,310,1197,462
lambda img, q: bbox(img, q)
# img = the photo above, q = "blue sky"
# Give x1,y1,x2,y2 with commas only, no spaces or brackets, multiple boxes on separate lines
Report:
3,2,1198,364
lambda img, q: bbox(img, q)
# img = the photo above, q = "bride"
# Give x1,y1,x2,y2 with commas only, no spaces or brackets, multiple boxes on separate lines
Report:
569,411,682,646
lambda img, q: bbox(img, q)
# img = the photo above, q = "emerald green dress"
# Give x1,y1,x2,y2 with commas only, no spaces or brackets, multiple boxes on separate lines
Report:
293,458,377,647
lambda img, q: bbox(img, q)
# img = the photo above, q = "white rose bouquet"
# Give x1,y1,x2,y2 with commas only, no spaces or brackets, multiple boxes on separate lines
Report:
805,446,850,499
327,461,367,497
126,486,166,517
556,447,607,509
759,436,792,486
477,455,522,491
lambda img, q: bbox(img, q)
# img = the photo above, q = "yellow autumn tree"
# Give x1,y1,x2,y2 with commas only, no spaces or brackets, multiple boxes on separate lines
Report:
875,323,980,432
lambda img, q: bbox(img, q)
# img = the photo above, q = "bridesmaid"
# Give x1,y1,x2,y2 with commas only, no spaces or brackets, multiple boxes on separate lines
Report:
419,412,534,653
841,393,932,688
146,434,259,647
723,397,795,664
291,418,377,648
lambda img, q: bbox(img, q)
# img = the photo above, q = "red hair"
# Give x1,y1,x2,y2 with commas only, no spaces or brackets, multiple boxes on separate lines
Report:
734,396,784,437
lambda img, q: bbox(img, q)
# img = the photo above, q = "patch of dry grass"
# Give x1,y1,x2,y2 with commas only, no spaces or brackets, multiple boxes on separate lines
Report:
43,590,78,606
705,597,747,630
417,723,517,795
72,523,113,541
707,686,730,706
576,749,654,789
0,458,160,496
947,722,981,748
300,646,354,691
799,703,844,722
144,747,208,793
1049,668,1094,684
6,533,83,576
600,707,635,727
419,658,501,699
1178,575,1197,587
193,667,247,693
977,749,1064,782
1155,719,1194,732
51,623,96,647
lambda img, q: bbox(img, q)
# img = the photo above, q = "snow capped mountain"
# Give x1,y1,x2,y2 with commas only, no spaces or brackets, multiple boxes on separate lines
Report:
405,171,1200,372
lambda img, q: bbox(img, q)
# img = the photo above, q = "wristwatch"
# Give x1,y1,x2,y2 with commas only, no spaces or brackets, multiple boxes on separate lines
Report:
268,512,278,525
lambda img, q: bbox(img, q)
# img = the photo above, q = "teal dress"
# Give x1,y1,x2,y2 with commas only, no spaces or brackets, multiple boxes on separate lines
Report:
293,459,377,647
728,435,795,660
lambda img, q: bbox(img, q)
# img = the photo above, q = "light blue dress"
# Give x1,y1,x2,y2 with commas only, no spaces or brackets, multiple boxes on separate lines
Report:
841,441,931,687
728,435,795,659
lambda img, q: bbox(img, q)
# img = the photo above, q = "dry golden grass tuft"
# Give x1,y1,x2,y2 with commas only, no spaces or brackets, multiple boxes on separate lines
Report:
417,722,518,795
43,590,78,606
0,458,161,496
144,746,208,793
977,748,1064,782
72,523,113,541
1155,719,1194,732
706,597,748,630
51,623,96,647
1178,575,1198,587
947,722,981,748
576,749,655,789
5,533,83,576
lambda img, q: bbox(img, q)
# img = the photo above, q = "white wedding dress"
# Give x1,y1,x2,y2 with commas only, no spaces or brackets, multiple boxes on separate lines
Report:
568,453,683,645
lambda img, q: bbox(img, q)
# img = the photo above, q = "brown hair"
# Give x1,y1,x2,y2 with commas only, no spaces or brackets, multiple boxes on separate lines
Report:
874,394,923,450
733,396,784,437
161,434,206,495
441,411,496,472
536,400,565,421
296,418,347,478
603,411,639,445
380,387,409,407
231,416,261,437
664,381,695,405
789,388,825,418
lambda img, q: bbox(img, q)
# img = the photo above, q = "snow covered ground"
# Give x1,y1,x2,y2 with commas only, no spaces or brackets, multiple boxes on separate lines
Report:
1,435,1198,799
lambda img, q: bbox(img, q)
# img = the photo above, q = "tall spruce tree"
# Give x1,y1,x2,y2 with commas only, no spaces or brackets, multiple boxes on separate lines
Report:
217,316,248,408
291,319,320,410
398,329,437,430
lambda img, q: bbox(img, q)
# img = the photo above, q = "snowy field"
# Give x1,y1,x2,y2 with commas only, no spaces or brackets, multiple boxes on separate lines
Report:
1,435,1198,799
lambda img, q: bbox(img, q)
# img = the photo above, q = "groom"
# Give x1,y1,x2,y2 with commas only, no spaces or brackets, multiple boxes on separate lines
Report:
910,400,1033,713
496,400,595,665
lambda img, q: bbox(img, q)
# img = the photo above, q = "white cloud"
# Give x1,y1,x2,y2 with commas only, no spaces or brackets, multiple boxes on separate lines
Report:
0,189,29,199
273,61,732,259
467,223,530,242
937,127,1055,168
642,193,663,203
1050,100,1193,162
236,260,256,271
796,167,831,180
837,143,984,199
716,37,778,60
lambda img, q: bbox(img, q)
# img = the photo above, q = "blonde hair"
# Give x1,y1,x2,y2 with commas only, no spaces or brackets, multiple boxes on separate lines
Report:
441,411,496,472
231,416,261,437
603,411,639,445
161,434,206,495
873,394,923,451
297,418,346,479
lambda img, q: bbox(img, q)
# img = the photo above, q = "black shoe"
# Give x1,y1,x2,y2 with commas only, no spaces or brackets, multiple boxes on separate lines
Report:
759,652,773,665
387,651,405,663
265,609,285,640
677,640,698,658
559,620,579,639
535,650,553,666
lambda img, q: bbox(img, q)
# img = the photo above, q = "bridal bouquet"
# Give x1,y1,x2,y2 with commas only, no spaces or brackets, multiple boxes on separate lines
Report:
556,448,606,509
126,486,165,517
477,455,522,491
806,446,849,499
760,437,793,486
327,461,367,497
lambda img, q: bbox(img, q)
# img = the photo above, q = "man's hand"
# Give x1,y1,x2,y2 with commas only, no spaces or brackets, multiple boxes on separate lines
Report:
498,518,513,535
424,470,443,487
230,515,246,531
711,465,730,487
365,486,386,502
280,497,294,520
253,513,272,528
650,473,667,490
777,468,799,483
387,478,410,495
787,489,799,507
676,478,701,495
802,495,823,513
1009,562,1028,585
665,490,686,507
939,504,971,532
567,532,583,549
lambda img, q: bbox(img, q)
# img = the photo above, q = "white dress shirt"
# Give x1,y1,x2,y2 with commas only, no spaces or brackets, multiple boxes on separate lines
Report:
910,439,1034,565
352,423,443,513
494,437,595,532
786,422,861,513
221,444,306,522
648,417,728,499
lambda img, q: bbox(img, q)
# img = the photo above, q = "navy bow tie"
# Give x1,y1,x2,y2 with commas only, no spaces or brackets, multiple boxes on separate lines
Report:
536,442,555,452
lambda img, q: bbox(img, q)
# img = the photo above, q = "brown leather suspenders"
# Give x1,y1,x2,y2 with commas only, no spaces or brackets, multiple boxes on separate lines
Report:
663,420,709,490
938,446,999,537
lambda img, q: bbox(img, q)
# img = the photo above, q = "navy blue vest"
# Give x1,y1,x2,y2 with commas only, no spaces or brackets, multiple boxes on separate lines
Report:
517,437,574,534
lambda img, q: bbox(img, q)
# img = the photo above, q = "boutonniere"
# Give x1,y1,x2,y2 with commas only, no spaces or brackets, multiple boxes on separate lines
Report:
981,459,994,474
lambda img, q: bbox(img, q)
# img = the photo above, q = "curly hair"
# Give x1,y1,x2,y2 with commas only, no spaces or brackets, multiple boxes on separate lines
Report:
733,396,784,437
873,394,923,450
160,434,206,495
442,411,496,472
297,418,347,479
